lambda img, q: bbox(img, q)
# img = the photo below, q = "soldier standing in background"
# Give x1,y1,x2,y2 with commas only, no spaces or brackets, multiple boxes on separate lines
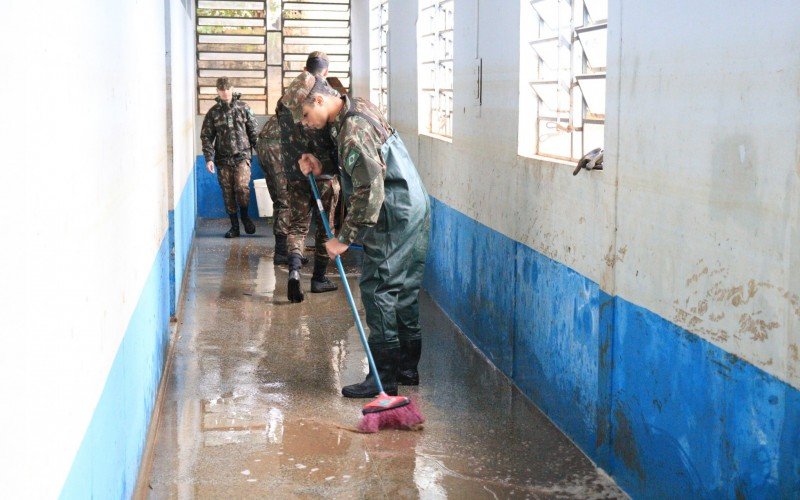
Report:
200,77,260,238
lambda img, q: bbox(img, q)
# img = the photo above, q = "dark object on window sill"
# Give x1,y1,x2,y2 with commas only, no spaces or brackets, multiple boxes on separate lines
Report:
573,148,604,176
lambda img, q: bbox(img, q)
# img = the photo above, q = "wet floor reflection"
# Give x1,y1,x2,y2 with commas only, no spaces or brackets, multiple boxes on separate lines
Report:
144,219,625,499
253,257,276,298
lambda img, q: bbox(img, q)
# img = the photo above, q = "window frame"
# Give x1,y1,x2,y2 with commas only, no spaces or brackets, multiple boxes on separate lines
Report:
369,0,390,118
520,0,607,161
196,0,352,115
418,0,454,139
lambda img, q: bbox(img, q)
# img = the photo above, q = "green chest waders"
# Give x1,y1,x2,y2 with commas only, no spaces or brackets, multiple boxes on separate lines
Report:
340,107,431,348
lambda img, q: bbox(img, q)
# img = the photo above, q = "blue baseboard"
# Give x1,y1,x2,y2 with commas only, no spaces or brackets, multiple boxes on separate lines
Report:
424,204,516,375
60,234,172,499
167,211,176,315
196,154,264,219
611,299,800,498
514,248,614,463
173,167,197,310
423,196,800,498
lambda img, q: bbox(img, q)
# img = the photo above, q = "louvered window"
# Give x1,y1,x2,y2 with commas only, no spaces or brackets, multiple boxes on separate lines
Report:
520,0,607,160
197,0,351,115
418,0,454,138
369,0,389,118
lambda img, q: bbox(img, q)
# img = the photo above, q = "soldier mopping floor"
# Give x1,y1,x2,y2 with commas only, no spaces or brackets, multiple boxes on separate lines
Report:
287,71,429,431
308,173,423,432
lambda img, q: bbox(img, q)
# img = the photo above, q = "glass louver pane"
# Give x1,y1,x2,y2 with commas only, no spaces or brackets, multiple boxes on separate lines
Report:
576,75,606,116
577,25,607,69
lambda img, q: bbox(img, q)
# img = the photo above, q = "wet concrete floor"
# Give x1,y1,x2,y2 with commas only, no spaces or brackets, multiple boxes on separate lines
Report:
142,219,626,499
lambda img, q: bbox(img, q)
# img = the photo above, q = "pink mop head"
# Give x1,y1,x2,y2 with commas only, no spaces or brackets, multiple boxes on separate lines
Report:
358,397,425,433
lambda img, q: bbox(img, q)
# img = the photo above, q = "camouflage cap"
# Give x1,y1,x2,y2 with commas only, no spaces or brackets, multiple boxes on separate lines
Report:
281,71,315,122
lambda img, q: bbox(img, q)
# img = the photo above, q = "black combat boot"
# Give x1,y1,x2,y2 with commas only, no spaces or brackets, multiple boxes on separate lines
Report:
224,214,240,238
240,207,256,234
397,338,422,386
341,345,400,398
310,259,338,293
287,253,305,303
274,234,288,264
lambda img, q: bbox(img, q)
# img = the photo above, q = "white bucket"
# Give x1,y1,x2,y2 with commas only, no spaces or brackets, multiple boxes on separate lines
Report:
253,178,273,217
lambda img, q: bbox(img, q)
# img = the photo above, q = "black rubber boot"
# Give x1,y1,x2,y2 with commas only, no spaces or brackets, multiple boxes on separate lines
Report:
274,234,288,264
224,215,240,238
287,253,305,303
398,339,422,386
310,259,338,293
342,345,399,398
240,207,256,234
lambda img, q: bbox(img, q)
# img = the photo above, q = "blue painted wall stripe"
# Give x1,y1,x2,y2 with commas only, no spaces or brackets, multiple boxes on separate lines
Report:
611,300,800,498
423,196,800,498
61,166,197,498
174,166,197,310
60,233,172,499
168,210,176,315
196,154,263,219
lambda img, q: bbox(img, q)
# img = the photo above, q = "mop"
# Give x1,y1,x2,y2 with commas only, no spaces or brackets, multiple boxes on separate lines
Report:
307,174,425,433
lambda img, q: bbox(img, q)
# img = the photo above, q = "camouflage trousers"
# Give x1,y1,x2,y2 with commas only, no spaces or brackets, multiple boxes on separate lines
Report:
287,177,340,263
216,158,251,215
256,126,290,236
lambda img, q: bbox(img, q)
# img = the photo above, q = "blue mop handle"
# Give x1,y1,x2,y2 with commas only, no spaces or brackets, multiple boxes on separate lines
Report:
308,174,384,394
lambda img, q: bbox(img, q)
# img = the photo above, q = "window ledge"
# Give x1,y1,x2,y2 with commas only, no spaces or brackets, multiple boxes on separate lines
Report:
419,131,453,144
517,153,577,168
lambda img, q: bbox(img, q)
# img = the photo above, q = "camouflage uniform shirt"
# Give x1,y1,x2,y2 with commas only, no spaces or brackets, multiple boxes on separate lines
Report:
300,126,339,180
329,95,393,245
276,103,339,181
200,94,259,167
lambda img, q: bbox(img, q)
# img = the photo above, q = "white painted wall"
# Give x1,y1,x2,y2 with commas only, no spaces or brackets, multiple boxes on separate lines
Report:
611,0,800,387
387,0,420,158
351,0,371,99
386,0,798,389
0,1,172,496
171,0,197,203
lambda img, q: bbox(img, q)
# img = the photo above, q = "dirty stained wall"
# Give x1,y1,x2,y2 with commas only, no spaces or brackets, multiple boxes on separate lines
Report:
606,1,799,495
388,0,799,497
613,0,800,386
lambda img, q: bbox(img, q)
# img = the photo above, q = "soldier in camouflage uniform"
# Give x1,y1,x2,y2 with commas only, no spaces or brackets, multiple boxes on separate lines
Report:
255,106,292,262
284,124,340,301
201,77,260,238
256,78,341,301
287,72,431,399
